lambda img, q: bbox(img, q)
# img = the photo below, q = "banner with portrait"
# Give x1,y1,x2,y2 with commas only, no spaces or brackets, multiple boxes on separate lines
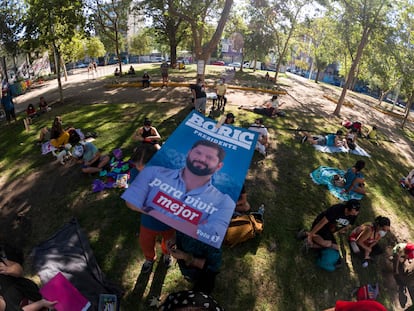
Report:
122,111,258,248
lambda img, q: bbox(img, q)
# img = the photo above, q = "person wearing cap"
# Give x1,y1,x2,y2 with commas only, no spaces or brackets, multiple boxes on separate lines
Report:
159,290,224,311
301,129,348,148
299,199,361,251
142,71,151,88
324,300,387,311
348,216,391,267
392,242,414,277
224,113,235,125
248,118,268,156
74,141,110,174
133,118,162,150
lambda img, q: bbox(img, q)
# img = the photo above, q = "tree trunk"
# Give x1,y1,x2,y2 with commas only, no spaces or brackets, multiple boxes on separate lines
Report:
401,91,413,129
53,42,64,104
170,40,178,69
334,28,370,116
61,55,68,82
315,68,320,83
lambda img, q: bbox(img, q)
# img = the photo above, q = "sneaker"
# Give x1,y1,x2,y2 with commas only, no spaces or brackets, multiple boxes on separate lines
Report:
141,260,154,273
362,260,369,268
301,136,308,144
163,254,172,268
296,229,307,240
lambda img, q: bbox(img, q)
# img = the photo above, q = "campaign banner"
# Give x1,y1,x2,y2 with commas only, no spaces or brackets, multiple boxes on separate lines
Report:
122,111,258,248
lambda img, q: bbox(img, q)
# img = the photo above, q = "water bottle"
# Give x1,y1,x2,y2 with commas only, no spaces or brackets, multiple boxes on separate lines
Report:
258,204,265,216
350,241,360,253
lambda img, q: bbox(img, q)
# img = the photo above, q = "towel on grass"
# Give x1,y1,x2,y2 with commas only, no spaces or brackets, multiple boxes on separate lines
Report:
312,144,371,157
310,166,364,201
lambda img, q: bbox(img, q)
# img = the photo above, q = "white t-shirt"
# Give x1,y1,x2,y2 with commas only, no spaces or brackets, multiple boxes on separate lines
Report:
248,124,268,141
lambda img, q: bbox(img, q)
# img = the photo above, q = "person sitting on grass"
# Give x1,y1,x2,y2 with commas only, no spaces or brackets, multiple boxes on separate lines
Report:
233,184,251,216
73,142,110,174
26,104,39,123
345,127,358,150
128,66,135,75
38,96,50,113
247,118,269,156
142,71,151,88
301,129,348,148
392,242,414,286
239,95,285,117
48,116,76,148
401,169,414,190
298,199,361,252
366,125,378,140
342,160,366,195
0,242,57,311
132,118,161,150
348,216,390,268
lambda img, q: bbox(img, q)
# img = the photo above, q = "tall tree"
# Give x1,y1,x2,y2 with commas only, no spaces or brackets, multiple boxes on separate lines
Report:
25,0,85,103
0,0,25,79
270,0,311,82
168,0,233,79
142,0,189,68
332,0,392,116
89,0,131,74
128,29,152,56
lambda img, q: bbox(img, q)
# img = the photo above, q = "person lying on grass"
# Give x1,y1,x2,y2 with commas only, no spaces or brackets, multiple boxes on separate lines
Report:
301,129,348,148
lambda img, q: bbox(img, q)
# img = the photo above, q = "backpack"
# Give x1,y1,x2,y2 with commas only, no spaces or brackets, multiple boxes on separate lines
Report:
316,248,340,271
224,213,264,247
355,283,379,301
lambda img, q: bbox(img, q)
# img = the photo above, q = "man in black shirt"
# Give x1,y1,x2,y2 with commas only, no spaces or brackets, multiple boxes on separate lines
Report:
305,199,361,250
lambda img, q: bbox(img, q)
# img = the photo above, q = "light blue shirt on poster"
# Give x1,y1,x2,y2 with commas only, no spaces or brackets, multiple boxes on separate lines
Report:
122,165,236,248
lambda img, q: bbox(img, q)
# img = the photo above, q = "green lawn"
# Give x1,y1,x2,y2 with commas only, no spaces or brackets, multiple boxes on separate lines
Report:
1,69,414,310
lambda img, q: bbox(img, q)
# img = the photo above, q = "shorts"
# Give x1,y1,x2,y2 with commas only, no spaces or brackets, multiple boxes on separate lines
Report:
314,135,327,145
195,97,206,112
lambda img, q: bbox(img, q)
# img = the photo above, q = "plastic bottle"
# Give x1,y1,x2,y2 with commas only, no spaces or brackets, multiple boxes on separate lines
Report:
350,241,360,253
258,204,265,216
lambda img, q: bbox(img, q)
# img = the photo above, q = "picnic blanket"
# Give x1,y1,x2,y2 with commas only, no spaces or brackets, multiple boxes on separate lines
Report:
31,218,123,310
310,166,364,201
312,144,371,157
41,129,86,155
92,148,133,192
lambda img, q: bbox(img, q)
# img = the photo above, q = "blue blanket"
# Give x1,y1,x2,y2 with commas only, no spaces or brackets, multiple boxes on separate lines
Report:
310,166,364,201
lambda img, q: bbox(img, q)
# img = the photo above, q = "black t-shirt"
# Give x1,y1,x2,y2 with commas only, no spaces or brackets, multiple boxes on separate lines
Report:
312,203,357,234
0,244,42,311
190,83,206,99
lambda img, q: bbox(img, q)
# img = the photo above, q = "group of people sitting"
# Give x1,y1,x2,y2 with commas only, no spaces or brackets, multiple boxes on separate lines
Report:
25,97,50,124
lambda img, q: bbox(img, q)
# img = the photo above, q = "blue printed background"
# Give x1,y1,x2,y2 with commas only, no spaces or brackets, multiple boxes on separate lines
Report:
148,111,258,202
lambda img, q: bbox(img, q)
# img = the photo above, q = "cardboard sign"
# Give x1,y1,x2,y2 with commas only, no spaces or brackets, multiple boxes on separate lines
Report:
122,111,258,248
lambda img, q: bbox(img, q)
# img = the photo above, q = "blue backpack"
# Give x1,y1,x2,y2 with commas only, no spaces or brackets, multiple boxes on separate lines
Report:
316,248,340,272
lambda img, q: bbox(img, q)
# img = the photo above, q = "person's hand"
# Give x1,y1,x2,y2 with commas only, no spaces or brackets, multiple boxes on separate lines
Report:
0,262,10,275
169,248,188,261
41,299,58,309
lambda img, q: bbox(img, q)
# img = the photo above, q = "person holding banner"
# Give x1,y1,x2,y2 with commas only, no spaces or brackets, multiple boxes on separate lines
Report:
122,139,236,249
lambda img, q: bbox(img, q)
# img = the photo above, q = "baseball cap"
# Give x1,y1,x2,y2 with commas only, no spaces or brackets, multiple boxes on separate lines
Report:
345,199,361,211
405,243,414,259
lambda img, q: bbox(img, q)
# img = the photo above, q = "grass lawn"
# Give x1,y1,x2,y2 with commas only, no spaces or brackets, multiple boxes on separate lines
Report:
1,67,414,310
